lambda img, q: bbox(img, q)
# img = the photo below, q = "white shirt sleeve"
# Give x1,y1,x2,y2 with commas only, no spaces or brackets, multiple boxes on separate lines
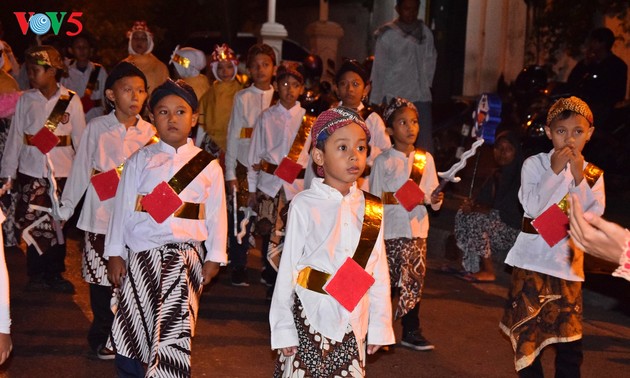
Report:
369,35,390,105
59,122,95,220
366,225,395,345
0,97,24,178
420,153,442,211
203,160,228,263
247,113,264,193
225,93,244,181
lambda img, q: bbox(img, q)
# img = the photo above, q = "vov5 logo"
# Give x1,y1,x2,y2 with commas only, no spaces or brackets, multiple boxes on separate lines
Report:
14,12,83,36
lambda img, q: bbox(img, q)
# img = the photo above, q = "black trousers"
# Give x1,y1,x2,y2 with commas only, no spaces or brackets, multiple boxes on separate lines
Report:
87,283,115,352
401,303,420,335
26,243,66,279
518,340,583,378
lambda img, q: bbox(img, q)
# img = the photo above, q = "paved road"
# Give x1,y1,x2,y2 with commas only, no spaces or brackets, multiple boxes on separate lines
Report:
0,222,628,377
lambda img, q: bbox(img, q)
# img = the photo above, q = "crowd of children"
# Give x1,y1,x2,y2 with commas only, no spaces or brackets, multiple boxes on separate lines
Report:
0,14,614,378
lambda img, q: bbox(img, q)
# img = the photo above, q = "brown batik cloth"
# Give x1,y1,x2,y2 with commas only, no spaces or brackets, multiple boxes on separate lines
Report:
385,237,426,319
110,242,205,378
499,267,583,371
274,296,365,378
15,173,66,254
81,231,110,286
255,189,289,271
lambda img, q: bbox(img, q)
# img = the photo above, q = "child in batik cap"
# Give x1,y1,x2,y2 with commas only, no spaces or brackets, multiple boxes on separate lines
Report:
270,107,394,377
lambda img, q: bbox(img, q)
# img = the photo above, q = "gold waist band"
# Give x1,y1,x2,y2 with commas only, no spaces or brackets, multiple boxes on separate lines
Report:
381,192,399,205
296,266,330,295
240,127,253,139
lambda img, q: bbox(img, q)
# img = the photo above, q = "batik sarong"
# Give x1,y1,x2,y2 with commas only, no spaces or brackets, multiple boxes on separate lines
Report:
499,267,582,371
0,118,18,247
274,296,364,378
385,237,426,319
81,231,109,286
256,189,288,271
110,242,205,378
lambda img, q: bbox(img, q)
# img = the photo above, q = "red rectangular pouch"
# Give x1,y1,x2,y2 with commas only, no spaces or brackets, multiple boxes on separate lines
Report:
140,181,183,224
531,204,570,247
274,157,303,184
30,127,61,155
394,179,425,212
90,169,120,201
323,257,375,312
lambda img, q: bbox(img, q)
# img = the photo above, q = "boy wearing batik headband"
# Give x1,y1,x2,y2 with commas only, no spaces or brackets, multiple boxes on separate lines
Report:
247,64,310,295
123,21,168,95
270,107,394,377
197,43,242,154
104,79,227,377
369,96,442,351
169,46,210,100
0,45,86,293
500,96,604,376
57,61,155,359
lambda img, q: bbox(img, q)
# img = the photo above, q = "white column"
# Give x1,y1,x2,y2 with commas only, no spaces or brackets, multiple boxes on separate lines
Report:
261,0,288,64
320,0,329,22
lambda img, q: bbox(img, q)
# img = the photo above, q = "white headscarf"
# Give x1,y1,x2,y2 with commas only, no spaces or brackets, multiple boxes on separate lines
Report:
127,21,154,55
170,46,206,78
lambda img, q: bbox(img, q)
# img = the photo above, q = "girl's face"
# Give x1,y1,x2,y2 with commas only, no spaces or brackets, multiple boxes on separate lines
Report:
248,53,274,89
131,32,149,55
216,60,235,81
388,107,419,149
544,114,593,153
336,71,369,108
276,75,303,109
493,138,516,167
312,122,368,195
105,76,148,120
150,95,198,149
26,62,56,90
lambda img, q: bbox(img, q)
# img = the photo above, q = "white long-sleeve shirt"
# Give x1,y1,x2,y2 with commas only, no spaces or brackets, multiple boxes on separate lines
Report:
270,179,395,349
103,139,227,264
505,150,605,281
0,85,86,179
0,211,10,334
61,61,108,122
370,21,436,104
224,85,274,181
59,111,156,234
369,148,441,239
247,102,309,200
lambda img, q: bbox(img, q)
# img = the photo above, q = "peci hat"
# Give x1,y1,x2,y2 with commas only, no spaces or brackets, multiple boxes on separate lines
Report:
335,59,370,85
105,61,147,91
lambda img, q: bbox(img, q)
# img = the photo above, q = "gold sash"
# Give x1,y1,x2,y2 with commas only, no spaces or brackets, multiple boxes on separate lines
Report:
43,90,76,132
240,127,253,139
286,114,316,162
84,64,101,97
382,148,427,205
297,191,383,294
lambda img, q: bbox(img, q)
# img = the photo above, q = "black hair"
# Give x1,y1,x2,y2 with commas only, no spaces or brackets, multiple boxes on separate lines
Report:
589,27,615,50
396,0,420,6
334,59,369,85
246,44,276,68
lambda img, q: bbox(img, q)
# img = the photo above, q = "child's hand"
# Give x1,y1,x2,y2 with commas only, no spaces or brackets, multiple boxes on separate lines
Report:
107,256,127,287
430,190,444,205
281,346,297,357
568,148,585,184
367,344,381,355
247,192,257,209
550,147,571,174
0,333,12,365
201,261,221,285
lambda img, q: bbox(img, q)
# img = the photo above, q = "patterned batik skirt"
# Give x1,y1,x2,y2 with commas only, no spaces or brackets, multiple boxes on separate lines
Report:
0,118,18,247
15,173,66,254
274,296,365,378
454,209,519,273
256,189,288,271
499,267,583,371
81,231,110,286
110,242,205,378
385,237,426,319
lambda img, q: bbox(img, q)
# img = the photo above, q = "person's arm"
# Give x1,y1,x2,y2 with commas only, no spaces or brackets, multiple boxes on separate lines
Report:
518,155,565,217
69,95,87,149
0,212,12,365
58,123,95,220
366,225,395,351
0,97,25,179
369,34,390,104
202,160,228,272
422,153,443,210
568,194,628,264
422,25,438,88
224,93,244,182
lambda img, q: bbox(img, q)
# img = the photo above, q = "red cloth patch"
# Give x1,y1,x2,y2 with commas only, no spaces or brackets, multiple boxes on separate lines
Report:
324,257,375,312
81,95,95,113
531,204,569,247
30,127,60,154
90,169,120,201
274,157,302,184
394,179,425,211
140,181,183,224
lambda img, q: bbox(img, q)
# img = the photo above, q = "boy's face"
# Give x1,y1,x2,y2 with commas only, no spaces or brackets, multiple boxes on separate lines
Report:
312,122,368,193
131,31,149,55
105,76,148,119
335,71,369,108
70,37,92,63
248,53,274,88
150,94,198,149
396,0,420,24
387,107,419,147
276,75,303,109
26,62,56,89
216,60,235,81
544,114,593,154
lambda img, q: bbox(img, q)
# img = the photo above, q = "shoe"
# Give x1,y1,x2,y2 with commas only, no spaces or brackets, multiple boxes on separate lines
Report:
401,330,435,351
231,269,250,287
96,345,115,360
260,268,276,287
45,275,75,294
